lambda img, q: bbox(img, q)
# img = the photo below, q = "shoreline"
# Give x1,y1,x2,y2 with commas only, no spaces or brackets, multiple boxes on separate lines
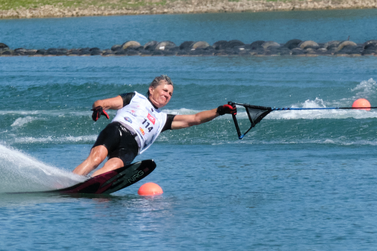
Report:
1,39,377,57
0,0,376,19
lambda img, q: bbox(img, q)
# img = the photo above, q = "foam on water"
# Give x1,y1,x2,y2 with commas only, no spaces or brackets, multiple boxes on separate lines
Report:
162,108,201,115
13,135,97,144
351,78,377,99
11,116,42,127
0,109,92,117
0,144,86,193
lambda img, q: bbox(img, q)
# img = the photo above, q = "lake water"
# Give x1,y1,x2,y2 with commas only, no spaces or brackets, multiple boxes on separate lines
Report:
1,9,377,250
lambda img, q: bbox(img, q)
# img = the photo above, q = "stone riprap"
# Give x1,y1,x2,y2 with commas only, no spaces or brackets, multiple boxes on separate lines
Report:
1,39,377,57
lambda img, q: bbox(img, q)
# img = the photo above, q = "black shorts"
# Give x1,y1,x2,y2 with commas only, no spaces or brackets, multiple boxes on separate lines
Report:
92,122,139,166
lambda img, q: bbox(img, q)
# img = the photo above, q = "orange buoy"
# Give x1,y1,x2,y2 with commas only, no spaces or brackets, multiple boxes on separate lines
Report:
138,182,163,196
352,98,371,111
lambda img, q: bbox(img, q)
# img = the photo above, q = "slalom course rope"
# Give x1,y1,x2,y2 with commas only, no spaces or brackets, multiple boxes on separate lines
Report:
271,107,377,110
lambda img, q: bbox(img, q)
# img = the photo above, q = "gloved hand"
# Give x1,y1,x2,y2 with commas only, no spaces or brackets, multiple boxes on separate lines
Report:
217,104,237,115
91,106,109,121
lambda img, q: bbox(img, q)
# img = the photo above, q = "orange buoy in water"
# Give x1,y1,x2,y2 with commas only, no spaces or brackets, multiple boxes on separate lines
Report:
138,182,163,196
352,98,371,111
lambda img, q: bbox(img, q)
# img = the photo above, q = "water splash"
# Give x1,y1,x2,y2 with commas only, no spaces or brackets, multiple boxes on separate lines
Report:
11,116,41,127
0,144,86,193
351,78,377,99
162,108,201,115
13,135,97,144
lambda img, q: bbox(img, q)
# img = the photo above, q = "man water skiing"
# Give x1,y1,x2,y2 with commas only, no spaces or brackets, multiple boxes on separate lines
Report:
73,75,236,177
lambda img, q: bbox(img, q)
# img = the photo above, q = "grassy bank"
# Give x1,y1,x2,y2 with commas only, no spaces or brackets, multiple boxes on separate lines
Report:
0,0,154,10
0,0,376,19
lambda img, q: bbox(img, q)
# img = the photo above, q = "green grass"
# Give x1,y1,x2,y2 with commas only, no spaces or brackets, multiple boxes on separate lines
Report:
0,0,319,11
0,0,168,10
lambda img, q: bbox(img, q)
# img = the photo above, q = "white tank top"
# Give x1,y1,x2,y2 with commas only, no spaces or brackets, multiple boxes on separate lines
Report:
112,92,167,154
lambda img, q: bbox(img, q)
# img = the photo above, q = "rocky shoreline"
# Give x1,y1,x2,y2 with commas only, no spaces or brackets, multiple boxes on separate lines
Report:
0,0,377,19
1,39,377,57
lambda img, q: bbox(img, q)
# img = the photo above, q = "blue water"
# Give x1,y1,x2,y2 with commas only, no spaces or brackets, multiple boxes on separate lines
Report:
2,9,377,49
1,10,377,250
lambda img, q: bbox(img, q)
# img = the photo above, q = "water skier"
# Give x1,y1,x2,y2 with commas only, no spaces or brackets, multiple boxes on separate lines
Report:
73,75,236,177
